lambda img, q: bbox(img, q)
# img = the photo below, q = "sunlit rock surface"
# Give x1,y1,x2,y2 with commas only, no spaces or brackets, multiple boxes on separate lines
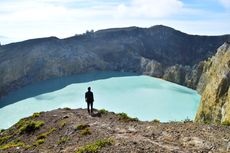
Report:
195,42,230,124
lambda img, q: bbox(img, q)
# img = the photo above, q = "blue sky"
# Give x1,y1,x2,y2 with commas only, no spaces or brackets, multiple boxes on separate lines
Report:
0,0,229,44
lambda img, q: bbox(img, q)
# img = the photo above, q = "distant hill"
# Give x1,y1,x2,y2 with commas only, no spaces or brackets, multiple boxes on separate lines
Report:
0,25,229,98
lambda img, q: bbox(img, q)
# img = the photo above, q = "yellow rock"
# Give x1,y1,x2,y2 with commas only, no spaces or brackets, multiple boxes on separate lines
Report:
195,42,230,124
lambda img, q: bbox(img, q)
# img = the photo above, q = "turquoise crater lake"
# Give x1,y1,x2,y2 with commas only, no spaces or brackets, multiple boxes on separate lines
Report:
0,72,201,129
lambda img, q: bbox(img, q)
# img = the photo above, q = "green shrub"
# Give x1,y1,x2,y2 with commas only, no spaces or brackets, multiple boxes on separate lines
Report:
33,139,45,146
183,118,193,123
80,128,92,136
98,109,108,115
31,112,41,119
64,107,71,110
0,141,25,150
0,129,5,133
59,121,66,129
151,119,160,123
0,135,11,145
76,138,114,153
117,113,138,122
75,124,90,131
15,118,27,129
37,128,56,140
56,136,69,145
222,120,230,126
19,121,44,134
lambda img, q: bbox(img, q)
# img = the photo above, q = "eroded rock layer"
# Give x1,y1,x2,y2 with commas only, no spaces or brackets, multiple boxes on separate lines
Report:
195,42,230,124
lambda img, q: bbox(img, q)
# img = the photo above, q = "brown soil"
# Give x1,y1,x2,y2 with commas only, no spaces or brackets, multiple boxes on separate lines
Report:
0,108,230,153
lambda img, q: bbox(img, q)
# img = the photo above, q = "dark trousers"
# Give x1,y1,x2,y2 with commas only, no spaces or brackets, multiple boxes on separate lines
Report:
87,102,93,114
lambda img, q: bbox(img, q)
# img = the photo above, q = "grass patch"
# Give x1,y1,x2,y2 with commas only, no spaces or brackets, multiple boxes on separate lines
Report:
15,118,27,129
75,138,114,153
37,128,56,140
33,139,45,146
0,129,5,133
98,109,108,115
151,119,160,123
0,141,25,150
117,113,138,122
56,136,69,145
19,120,44,134
75,124,90,131
31,112,41,119
222,120,230,126
0,135,12,145
59,121,66,129
80,128,92,136
75,124,91,136
183,118,193,123
64,107,71,110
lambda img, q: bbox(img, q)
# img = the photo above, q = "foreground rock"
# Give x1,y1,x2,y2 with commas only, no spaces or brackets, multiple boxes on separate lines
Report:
196,42,230,124
1,108,230,153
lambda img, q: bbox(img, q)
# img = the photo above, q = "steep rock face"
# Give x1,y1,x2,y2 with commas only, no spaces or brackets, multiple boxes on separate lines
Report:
195,42,230,124
0,25,229,97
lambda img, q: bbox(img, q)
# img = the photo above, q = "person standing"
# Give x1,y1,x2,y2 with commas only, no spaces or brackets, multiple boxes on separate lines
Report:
85,87,94,115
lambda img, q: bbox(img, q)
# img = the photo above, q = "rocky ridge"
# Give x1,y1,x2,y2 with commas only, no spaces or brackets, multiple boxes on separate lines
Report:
0,25,229,98
195,42,230,124
1,108,230,153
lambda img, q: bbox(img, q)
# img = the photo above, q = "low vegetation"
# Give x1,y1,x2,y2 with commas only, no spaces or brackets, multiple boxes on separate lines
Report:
222,120,230,126
56,136,70,145
75,124,92,136
0,141,25,150
0,135,12,145
183,118,193,123
19,120,44,134
15,118,27,129
117,113,138,122
98,109,109,115
0,129,5,133
75,124,90,131
63,107,71,110
80,128,92,136
31,112,41,119
59,121,66,129
37,128,56,140
151,119,160,123
75,138,114,153
33,139,45,146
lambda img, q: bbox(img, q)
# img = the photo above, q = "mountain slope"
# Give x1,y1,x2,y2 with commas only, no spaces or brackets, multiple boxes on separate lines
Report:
0,25,229,98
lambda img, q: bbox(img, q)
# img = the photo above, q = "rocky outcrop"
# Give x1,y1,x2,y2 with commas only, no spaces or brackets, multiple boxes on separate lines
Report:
0,25,229,98
1,108,230,152
195,42,230,124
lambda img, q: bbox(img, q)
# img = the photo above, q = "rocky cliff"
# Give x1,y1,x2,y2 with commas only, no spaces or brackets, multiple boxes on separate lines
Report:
195,42,230,124
0,25,229,98
1,108,230,153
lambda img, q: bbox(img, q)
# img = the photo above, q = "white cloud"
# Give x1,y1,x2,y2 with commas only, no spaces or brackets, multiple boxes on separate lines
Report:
0,0,229,44
218,0,230,8
116,0,183,18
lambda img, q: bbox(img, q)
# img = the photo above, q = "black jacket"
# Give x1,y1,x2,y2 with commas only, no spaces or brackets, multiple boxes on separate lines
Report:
85,91,94,103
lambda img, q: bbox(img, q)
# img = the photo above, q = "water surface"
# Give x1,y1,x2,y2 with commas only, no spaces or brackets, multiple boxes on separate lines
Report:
0,72,200,129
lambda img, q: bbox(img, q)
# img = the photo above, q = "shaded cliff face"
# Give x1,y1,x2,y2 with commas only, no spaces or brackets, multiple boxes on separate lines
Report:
0,25,229,97
195,42,230,124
